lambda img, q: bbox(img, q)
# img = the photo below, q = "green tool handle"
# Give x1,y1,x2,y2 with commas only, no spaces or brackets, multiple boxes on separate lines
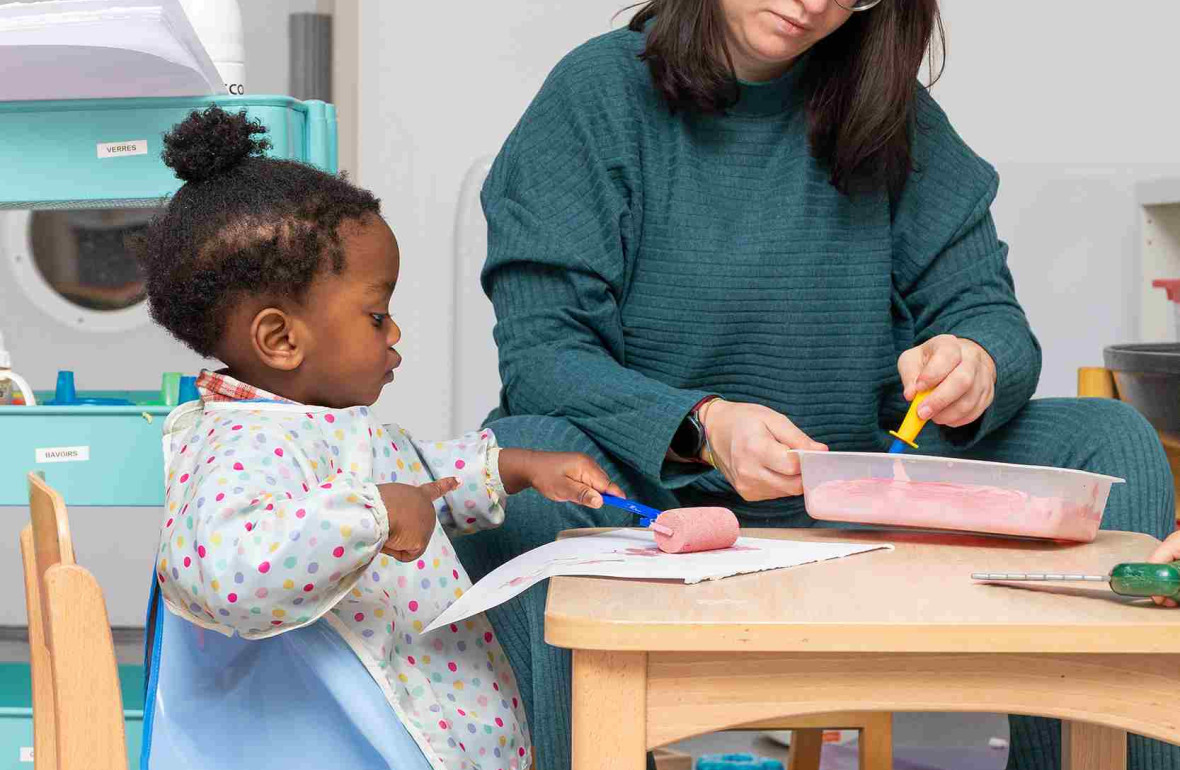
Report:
1109,561,1180,598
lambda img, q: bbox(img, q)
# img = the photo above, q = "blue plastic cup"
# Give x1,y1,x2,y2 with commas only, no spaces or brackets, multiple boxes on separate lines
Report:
178,376,199,404
55,370,77,405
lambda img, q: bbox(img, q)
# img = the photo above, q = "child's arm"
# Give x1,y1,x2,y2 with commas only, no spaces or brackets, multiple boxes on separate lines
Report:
403,426,625,536
158,469,387,638
401,427,510,535
158,431,455,638
1149,530,1180,607
496,448,625,506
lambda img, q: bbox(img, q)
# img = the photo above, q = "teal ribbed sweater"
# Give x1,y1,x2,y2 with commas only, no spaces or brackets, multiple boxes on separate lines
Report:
481,26,1041,502
465,31,1177,770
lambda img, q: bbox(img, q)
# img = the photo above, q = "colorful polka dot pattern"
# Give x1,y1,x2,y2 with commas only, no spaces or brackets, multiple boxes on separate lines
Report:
413,428,507,535
158,403,529,769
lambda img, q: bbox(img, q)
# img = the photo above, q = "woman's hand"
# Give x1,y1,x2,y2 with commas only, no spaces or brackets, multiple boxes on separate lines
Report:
498,448,625,508
1148,531,1180,607
897,334,997,428
700,399,827,502
377,478,459,562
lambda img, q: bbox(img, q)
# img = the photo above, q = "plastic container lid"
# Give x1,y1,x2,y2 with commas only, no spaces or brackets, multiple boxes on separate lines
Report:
177,0,243,92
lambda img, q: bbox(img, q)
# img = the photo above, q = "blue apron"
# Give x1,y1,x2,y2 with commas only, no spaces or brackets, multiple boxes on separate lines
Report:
141,574,434,770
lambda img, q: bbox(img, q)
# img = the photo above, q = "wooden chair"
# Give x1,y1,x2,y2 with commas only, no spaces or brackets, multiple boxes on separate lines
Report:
19,471,127,770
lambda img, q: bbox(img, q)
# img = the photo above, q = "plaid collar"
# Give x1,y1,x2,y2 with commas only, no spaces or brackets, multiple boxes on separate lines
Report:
196,369,296,404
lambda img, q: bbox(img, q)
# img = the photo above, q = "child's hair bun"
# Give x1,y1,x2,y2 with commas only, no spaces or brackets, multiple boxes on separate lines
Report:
161,105,273,183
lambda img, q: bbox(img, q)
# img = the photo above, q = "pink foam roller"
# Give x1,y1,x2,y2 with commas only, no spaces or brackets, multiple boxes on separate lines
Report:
650,506,739,554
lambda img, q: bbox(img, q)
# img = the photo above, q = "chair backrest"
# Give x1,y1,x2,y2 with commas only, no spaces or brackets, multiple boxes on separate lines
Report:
20,472,127,770
451,155,500,435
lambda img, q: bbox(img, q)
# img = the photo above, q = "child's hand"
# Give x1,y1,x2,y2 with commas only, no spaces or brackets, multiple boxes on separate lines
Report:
377,478,459,562
1148,530,1180,607
498,448,625,508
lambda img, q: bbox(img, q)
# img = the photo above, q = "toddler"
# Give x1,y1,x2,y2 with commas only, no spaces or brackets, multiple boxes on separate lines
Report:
135,105,623,770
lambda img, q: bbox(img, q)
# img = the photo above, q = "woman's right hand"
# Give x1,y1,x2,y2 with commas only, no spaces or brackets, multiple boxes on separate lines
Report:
699,399,828,501
1148,530,1180,608
377,478,460,561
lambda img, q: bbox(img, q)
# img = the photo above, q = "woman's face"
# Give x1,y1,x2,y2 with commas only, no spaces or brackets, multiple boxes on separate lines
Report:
719,0,853,81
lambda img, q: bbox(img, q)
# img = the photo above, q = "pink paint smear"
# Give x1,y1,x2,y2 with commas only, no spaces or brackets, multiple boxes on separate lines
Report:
807,477,1100,542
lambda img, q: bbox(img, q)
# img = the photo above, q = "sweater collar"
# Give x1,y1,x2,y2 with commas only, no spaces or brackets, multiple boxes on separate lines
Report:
728,52,810,117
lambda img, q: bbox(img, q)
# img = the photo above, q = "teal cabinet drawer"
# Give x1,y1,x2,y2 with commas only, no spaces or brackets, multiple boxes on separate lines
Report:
0,404,173,507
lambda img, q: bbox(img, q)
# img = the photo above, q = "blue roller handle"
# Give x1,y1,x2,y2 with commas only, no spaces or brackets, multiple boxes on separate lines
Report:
600,494,661,526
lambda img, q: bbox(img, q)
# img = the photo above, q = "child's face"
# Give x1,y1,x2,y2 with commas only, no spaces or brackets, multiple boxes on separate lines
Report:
300,215,403,407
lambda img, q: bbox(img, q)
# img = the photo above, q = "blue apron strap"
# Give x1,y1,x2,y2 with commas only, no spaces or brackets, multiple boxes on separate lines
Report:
140,566,165,770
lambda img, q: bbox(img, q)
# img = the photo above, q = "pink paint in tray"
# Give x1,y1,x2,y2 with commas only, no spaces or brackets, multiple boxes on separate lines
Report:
796,451,1124,542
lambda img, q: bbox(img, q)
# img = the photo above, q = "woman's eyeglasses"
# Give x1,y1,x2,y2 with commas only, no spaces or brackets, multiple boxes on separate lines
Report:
834,0,883,10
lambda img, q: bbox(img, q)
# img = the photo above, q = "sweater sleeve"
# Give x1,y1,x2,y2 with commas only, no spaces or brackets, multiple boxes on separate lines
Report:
480,52,711,486
891,89,1042,446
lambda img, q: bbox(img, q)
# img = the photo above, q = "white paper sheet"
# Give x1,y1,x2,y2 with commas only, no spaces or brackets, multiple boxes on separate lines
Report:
425,530,891,633
0,0,222,101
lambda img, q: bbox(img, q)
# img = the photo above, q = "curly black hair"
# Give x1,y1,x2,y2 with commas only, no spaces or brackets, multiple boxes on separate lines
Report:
132,104,381,357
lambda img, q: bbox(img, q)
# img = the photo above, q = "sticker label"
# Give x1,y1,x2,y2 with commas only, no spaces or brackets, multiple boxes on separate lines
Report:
35,446,90,464
96,139,148,159
20,746,33,762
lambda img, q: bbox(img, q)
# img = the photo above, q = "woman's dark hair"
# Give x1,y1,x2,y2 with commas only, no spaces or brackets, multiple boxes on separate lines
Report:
628,1,945,198
131,105,381,357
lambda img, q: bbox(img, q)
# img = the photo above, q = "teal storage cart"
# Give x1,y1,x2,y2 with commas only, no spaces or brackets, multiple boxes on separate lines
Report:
0,392,172,507
0,93,339,766
0,93,338,505
0,95,337,209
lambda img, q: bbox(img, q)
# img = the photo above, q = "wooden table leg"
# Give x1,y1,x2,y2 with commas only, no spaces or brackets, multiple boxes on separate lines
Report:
858,712,893,770
787,729,823,770
1063,720,1127,770
571,649,647,770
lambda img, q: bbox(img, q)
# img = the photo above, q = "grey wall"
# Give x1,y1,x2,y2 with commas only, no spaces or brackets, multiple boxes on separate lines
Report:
931,2,1180,395
355,1,629,438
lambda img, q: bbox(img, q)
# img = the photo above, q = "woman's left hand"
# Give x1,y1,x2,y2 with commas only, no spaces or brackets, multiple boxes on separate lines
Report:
897,334,997,428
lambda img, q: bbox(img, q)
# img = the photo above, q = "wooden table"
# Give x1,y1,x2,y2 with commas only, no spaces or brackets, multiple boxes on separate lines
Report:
544,528,1180,770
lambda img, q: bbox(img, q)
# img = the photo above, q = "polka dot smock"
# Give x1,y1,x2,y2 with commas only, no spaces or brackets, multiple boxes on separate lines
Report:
157,390,531,770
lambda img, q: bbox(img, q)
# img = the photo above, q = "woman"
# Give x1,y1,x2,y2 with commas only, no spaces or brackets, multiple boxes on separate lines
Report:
453,2,1178,768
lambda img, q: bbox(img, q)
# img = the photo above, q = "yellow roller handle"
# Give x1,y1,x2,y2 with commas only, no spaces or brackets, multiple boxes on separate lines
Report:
888,390,931,451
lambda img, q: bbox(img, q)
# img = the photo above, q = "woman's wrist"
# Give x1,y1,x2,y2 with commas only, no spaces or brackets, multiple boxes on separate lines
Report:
697,398,724,465
497,447,534,495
